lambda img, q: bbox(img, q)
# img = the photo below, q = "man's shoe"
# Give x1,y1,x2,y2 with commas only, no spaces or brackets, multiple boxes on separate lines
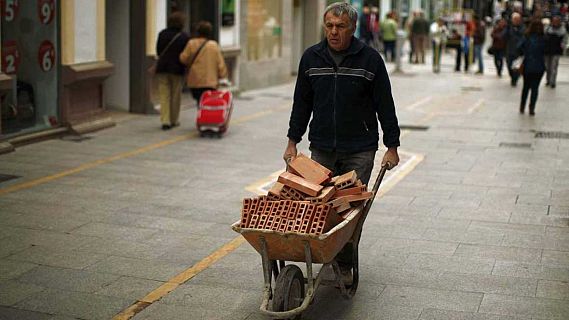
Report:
171,122,180,128
551,84,556,89
161,124,172,130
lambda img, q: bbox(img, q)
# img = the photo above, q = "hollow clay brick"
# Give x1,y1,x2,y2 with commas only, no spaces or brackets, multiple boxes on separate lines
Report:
278,172,323,197
268,182,285,198
300,206,315,234
240,198,252,228
335,201,352,214
288,153,331,185
296,153,333,176
333,170,357,190
280,185,307,201
307,186,336,204
333,185,367,199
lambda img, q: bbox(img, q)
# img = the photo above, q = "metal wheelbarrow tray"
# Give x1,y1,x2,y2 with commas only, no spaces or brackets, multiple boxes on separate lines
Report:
231,166,388,319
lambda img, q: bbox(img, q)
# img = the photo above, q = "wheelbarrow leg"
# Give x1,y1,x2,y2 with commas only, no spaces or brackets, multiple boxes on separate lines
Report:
259,237,273,309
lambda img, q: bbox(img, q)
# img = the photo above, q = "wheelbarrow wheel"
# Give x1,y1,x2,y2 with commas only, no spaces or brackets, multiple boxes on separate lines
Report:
272,265,305,319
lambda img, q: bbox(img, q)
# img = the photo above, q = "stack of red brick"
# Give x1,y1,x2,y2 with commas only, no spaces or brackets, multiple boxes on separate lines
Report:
240,154,373,236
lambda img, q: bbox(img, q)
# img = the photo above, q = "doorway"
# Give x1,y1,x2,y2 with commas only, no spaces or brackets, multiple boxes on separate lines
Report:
104,0,130,112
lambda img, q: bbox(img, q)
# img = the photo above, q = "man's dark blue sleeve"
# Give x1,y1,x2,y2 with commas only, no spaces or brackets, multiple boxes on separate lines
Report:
287,55,314,143
372,55,400,148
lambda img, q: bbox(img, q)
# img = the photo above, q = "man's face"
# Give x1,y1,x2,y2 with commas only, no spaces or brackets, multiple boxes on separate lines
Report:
552,16,561,27
324,12,354,51
512,15,522,26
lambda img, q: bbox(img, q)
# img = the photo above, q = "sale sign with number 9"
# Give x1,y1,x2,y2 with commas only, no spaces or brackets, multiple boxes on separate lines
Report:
1,40,20,74
38,40,55,72
1,0,20,22
38,0,54,25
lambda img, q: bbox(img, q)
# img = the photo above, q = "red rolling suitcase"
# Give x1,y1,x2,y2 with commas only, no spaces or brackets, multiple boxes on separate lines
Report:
196,90,233,137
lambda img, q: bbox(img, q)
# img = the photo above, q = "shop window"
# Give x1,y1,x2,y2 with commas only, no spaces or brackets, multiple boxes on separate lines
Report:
247,0,282,61
1,0,59,135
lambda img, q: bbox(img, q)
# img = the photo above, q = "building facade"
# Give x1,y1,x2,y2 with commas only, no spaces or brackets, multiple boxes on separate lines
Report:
0,0,328,149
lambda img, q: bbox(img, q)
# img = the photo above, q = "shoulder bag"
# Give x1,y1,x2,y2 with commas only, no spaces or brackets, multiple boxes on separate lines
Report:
149,32,182,75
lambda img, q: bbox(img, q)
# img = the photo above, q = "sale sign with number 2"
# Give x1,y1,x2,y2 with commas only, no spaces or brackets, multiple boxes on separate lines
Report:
1,40,20,74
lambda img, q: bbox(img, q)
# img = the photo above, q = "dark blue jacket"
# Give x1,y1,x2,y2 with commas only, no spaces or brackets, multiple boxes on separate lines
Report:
287,37,400,153
155,27,189,75
505,24,525,57
519,34,545,74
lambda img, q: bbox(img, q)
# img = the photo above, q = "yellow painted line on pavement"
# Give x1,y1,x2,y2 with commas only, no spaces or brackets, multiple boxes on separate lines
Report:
0,103,291,196
112,236,246,320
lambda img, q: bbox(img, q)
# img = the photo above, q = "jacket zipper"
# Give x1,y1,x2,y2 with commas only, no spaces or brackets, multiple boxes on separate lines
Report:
333,68,338,149
363,121,369,132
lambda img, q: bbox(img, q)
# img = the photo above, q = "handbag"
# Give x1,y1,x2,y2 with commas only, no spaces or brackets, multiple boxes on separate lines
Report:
149,32,182,75
487,46,496,55
512,56,524,75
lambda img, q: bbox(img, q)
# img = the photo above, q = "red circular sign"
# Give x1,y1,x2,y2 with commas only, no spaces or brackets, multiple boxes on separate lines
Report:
1,0,20,22
1,40,20,75
37,0,54,24
38,40,55,72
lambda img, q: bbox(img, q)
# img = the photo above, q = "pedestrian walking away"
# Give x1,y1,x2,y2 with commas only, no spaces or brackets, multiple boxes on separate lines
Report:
505,12,526,86
544,16,567,88
381,12,398,62
154,12,189,131
411,11,430,64
473,14,486,74
283,1,401,284
179,21,228,106
491,18,508,77
518,19,546,116
447,28,463,71
430,17,448,73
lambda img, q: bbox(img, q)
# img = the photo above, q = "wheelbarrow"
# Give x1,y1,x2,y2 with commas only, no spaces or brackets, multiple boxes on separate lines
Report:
231,165,389,319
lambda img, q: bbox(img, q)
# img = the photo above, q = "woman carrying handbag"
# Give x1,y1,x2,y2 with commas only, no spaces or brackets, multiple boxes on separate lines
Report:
155,12,189,130
518,19,545,116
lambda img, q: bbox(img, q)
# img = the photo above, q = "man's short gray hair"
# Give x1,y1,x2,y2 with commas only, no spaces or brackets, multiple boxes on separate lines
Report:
323,2,358,30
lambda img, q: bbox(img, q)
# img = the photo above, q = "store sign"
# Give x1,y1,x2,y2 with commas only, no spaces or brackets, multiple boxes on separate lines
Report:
1,40,20,74
1,0,19,22
38,0,54,25
38,40,55,72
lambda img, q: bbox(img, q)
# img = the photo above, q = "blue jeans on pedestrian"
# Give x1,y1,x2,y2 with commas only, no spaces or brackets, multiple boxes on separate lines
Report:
310,147,376,269
474,44,483,73
383,40,396,62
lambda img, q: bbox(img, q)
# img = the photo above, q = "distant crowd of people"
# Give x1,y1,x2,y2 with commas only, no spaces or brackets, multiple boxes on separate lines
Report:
358,0,567,116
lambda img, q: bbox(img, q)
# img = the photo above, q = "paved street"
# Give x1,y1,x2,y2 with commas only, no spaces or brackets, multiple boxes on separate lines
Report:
1,52,568,320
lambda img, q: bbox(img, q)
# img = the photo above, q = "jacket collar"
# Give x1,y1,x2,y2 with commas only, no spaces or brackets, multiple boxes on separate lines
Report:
314,36,365,64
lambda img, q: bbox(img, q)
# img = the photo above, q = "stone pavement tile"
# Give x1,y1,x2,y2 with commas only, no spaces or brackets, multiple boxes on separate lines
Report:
375,195,415,206
462,176,522,189
7,246,107,270
478,294,569,320
421,228,504,246
362,224,427,240
393,216,472,231
85,256,189,282
160,283,259,312
377,285,482,312
501,233,569,251
7,229,96,252
404,254,495,275
70,222,159,242
368,238,458,256
17,266,120,293
0,212,90,233
546,226,569,236
14,289,132,320
186,264,265,292
468,221,546,236
492,261,569,281
363,265,536,297
438,207,511,223
541,250,569,267
133,302,250,320
418,308,531,320
0,306,52,320
549,206,569,217
0,260,38,280
0,237,31,259
516,194,553,206
0,280,45,307
376,205,441,217
359,250,409,269
509,213,569,227
76,238,174,260
410,196,481,210
454,244,542,264
536,280,569,300
95,276,164,300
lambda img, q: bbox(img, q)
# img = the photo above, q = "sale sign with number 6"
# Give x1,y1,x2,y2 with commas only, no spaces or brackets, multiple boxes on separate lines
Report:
38,40,55,72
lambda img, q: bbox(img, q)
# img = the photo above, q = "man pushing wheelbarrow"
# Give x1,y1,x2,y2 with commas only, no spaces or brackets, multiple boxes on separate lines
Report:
284,1,400,285
232,2,400,318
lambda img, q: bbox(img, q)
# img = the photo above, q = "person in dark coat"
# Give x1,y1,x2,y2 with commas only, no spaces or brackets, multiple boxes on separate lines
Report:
155,12,190,130
284,2,400,284
472,15,486,74
518,19,546,116
491,18,508,76
505,12,525,86
544,16,567,88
